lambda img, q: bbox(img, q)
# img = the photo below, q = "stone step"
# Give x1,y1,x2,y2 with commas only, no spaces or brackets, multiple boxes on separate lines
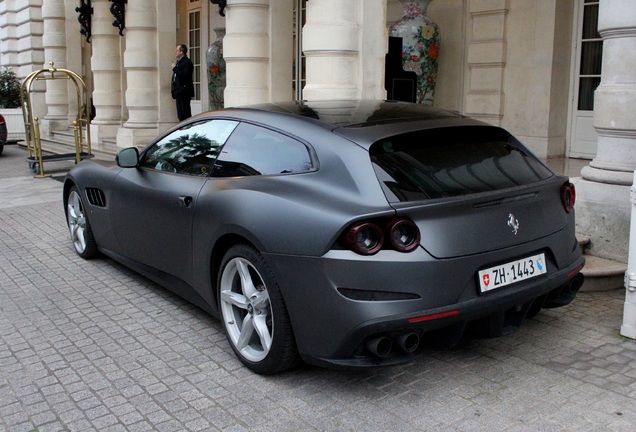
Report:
38,134,118,161
577,233,590,255
576,232,626,291
580,254,626,292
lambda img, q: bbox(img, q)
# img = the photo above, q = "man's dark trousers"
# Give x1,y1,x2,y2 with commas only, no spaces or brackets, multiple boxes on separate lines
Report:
176,97,191,121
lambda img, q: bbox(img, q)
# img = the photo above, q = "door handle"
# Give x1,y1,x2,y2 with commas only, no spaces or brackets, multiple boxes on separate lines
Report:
178,196,193,207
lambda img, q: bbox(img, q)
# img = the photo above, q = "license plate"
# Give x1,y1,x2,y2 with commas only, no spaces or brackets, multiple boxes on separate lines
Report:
478,253,547,293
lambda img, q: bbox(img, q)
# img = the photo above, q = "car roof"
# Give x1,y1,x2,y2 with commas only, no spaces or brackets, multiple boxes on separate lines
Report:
221,100,461,127
197,100,495,148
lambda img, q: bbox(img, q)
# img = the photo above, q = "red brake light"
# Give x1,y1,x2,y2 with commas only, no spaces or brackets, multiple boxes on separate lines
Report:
561,182,576,212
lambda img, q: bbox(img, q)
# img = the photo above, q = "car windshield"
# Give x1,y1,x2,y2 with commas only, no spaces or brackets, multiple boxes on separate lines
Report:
370,125,553,202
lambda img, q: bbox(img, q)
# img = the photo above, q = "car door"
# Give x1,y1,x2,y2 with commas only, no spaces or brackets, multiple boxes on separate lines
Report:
110,119,238,285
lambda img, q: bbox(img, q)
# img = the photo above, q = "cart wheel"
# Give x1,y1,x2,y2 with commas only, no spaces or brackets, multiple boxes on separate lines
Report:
32,163,40,173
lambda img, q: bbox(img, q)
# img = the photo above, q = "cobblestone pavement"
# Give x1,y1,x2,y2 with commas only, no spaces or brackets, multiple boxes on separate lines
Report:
1,145,635,431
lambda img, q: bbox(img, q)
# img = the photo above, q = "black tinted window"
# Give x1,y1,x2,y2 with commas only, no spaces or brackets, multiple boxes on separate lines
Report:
371,126,553,202
140,119,238,176
212,123,313,177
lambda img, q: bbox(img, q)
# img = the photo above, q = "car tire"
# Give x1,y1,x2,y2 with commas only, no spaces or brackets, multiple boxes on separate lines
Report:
66,186,98,259
218,244,299,374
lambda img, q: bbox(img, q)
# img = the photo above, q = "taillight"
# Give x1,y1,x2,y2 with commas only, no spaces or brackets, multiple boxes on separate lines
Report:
387,219,420,252
344,222,384,255
342,218,420,255
561,182,576,212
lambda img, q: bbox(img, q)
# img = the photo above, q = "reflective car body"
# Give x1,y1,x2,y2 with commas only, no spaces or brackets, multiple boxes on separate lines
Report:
63,100,584,373
0,113,7,155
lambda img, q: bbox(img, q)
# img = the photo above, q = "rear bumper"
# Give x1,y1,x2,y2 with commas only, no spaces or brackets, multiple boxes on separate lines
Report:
265,243,585,370
311,266,583,369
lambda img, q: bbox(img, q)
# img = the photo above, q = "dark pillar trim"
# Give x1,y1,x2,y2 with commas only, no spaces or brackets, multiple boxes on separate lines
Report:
109,0,127,36
76,0,93,43
210,0,227,17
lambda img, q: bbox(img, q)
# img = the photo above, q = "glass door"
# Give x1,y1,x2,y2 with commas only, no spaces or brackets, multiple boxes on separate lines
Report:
568,0,602,159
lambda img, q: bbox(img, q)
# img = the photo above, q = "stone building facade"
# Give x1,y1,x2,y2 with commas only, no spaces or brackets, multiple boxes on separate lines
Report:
1,0,634,264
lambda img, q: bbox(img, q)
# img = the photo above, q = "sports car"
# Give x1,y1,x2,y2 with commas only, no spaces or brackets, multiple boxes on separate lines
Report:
63,100,584,374
0,113,8,155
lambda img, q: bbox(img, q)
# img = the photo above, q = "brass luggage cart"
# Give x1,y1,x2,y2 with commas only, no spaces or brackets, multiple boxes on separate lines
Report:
20,62,93,177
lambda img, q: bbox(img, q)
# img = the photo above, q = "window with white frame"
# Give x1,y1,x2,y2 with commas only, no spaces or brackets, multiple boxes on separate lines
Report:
293,0,307,100
577,0,602,111
188,8,202,101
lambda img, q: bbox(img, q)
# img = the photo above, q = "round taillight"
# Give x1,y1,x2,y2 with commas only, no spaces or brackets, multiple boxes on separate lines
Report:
387,219,420,252
561,182,576,212
344,222,384,255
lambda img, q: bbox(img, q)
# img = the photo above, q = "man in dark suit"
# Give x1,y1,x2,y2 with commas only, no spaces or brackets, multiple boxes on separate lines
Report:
171,44,195,121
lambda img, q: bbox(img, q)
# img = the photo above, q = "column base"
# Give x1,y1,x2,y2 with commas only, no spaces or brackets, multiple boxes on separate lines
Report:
90,124,120,146
572,177,631,263
116,126,158,148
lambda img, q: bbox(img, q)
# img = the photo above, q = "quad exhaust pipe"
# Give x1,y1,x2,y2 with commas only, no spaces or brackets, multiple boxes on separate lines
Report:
366,336,393,357
397,332,420,353
366,332,420,357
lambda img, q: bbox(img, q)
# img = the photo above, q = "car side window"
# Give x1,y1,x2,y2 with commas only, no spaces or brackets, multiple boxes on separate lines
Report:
212,123,313,177
140,119,238,176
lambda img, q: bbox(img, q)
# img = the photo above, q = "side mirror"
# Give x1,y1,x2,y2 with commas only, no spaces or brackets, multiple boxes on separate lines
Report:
116,147,139,168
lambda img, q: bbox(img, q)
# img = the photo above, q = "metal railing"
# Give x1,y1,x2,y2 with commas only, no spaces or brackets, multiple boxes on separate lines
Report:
20,62,93,178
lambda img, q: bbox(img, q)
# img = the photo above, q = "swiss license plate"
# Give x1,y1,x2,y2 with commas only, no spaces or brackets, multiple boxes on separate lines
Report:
478,253,547,293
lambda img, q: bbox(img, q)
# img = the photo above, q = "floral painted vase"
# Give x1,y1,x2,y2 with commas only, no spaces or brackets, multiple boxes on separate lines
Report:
206,28,226,110
390,0,440,105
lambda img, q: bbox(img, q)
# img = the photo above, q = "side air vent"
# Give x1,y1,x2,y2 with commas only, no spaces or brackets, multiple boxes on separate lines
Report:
85,188,106,207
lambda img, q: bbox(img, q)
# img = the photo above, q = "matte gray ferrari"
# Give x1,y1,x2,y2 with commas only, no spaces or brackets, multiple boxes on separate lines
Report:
63,100,584,374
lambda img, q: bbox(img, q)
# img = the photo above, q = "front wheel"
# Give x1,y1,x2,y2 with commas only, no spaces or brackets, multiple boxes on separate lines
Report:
66,186,98,259
218,244,299,374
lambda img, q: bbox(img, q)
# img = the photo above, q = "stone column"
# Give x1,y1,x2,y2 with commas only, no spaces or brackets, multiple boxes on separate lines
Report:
269,0,293,103
302,0,360,100
0,2,19,68
574,0,636,262
41,0,68,132
224,0,270,107
117,0,165,147
90,0,123,144
359,0,388,100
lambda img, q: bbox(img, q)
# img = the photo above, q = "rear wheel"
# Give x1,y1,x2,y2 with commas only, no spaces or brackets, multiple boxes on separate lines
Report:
66,186,98,259
218,244,299,374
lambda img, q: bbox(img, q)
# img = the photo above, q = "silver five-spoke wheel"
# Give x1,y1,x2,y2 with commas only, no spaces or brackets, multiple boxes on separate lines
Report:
66,186,97,259
220,256,273,362
218,244,298,374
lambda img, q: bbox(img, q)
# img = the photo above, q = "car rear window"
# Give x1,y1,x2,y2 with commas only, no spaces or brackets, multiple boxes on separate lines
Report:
370,126,553,202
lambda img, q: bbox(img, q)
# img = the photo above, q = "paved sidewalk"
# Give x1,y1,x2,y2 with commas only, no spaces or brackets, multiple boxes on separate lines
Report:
1,145,635,431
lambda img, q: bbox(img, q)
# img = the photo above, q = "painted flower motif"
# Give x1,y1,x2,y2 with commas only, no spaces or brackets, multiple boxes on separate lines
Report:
428,43,439,60
404,3,423,18
210,64,220,75
421,25,435,40
389,4,440,105
404,60,423,76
